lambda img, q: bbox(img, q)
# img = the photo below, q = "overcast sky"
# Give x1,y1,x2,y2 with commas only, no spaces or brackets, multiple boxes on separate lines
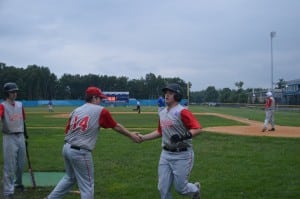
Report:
0,0,299,91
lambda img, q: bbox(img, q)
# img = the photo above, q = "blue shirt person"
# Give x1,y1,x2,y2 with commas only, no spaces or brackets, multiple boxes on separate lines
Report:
157,96,165,112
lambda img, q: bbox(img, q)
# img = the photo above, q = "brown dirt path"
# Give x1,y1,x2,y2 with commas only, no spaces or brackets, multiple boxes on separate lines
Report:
197,113,300,138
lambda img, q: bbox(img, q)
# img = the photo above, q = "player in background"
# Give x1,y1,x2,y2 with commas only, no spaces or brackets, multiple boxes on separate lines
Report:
136,100,141,114
133,100,141,114
157,96,165,112
137,83,202,199
45,86,143,199
48,100,54,112
0,82,26,199
262,91,276,132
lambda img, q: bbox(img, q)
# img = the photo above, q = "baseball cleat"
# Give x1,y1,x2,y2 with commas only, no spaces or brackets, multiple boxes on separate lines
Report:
192,182,201,199
268,128,275,131
261,127,267,132
3,194,14,199
14,184,25,192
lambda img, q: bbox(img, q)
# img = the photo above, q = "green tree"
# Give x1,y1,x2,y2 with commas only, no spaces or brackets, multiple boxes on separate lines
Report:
219,88,232,103
235,81,244,91
190,91,205,103
204,86,219,102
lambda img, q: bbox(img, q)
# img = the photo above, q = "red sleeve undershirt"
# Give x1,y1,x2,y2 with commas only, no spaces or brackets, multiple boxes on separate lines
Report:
0,104,4,118
181,109,201,129
99,108,118,128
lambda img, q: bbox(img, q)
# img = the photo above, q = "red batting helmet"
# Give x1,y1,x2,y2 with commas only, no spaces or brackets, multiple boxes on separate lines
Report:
85,87,107,99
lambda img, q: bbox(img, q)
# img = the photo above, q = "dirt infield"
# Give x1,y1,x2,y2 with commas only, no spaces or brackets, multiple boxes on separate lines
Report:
50,112,300,138
198,113,300,138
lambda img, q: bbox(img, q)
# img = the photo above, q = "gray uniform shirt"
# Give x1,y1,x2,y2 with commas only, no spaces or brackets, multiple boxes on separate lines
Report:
65,103,104,151
1,101,24,134
159,104,192,149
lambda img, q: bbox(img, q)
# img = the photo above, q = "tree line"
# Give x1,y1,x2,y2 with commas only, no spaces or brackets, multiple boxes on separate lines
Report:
1,63,283,103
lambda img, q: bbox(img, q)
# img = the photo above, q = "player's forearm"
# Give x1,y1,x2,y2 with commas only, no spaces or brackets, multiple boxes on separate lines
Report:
140,131,161,141
113,123,143,143
189,128,202,137
113,123,132,137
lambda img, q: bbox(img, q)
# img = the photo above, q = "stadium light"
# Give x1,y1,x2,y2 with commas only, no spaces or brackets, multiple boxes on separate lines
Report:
270,31,276,91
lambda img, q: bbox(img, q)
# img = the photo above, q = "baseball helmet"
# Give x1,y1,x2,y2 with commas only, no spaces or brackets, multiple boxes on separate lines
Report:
162,83,183,102
3,82,19,93
266,91,272,97
85,86,107,99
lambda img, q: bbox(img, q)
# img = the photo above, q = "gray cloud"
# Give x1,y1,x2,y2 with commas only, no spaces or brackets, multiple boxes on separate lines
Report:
1,0,299,91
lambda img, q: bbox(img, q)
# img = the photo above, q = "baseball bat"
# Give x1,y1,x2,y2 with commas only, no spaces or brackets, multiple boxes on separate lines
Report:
24,123,37,188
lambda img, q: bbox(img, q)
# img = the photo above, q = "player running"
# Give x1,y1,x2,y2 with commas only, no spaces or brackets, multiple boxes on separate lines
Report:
138,83,202,199
45,86,142,199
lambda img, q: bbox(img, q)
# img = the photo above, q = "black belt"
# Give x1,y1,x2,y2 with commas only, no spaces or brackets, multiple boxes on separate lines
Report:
70,145,81,150
163,146,188,152
66,143,91,152
4,132,23,135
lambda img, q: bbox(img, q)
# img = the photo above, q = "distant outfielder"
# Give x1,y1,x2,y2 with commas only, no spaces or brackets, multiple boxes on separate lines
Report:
262,91,276,132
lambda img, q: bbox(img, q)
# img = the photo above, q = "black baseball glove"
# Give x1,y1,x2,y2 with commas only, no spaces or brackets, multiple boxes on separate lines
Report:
170,132,193,143
170,134,181,143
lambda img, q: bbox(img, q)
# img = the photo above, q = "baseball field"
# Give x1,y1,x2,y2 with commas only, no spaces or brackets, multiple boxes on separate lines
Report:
0,105,299,199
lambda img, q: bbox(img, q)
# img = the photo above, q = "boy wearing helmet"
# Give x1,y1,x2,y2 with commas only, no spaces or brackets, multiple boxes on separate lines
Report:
138,83,202,199
0,82,26,199
262,91,276,132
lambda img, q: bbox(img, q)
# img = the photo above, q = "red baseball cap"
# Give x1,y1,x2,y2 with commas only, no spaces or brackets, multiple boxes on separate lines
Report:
85,87,107,99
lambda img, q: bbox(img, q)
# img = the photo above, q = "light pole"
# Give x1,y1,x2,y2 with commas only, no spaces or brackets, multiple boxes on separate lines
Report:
270,31,276,91
187,82,190,106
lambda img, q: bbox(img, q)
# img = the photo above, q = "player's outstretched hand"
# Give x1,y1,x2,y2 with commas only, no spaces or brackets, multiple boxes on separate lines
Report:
130,132,143,143
136,133,145,142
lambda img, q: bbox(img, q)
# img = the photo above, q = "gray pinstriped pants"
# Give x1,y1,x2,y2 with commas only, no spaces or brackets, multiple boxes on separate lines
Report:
2,133,26,196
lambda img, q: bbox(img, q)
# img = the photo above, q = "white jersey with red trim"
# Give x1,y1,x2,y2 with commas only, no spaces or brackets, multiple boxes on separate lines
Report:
65,103,103,151
1,101,24,133
159,104,191,149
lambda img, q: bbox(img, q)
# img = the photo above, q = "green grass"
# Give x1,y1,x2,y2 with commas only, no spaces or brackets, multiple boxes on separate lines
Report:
0,106,299,199
24,105,300,126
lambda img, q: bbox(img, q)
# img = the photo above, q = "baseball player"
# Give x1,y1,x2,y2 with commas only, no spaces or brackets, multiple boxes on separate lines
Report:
0,82,26,199
138,83,202,199
45,86,142,199
133,100,141,114
48,100,54,112
262,91,276,132
157,96,165,112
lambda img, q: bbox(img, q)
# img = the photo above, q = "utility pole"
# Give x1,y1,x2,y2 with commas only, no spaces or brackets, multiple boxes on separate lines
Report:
270,31,276,91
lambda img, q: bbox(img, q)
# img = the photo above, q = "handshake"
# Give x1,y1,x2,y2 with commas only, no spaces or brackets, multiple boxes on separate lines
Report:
170,132,193,143
129,131,193,144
